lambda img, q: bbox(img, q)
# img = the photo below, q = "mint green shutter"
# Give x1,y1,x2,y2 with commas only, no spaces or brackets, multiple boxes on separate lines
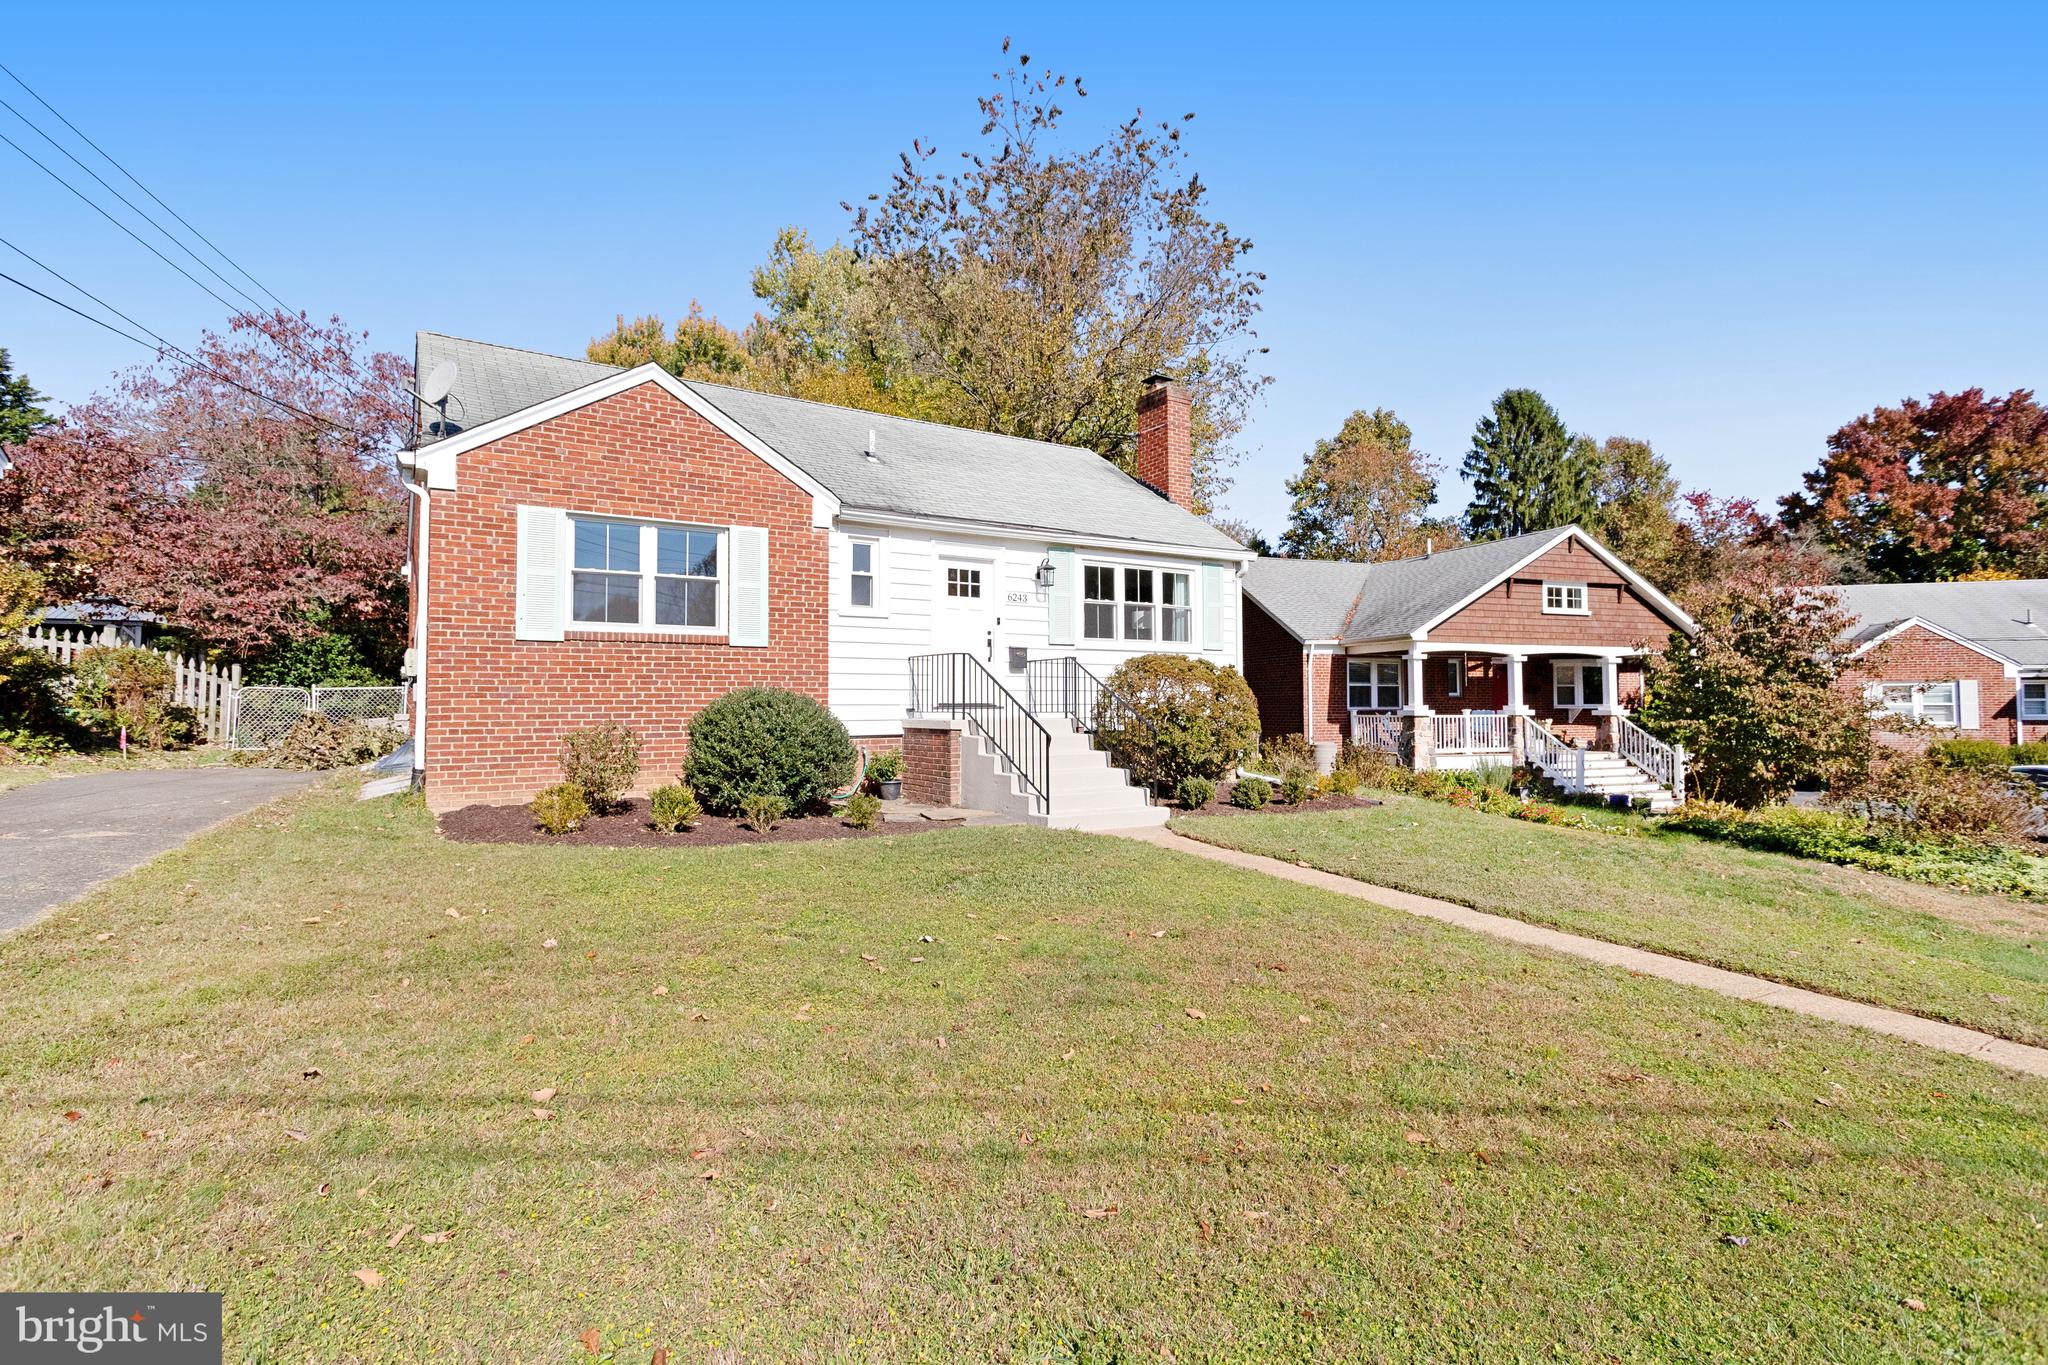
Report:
1201,562,1225,651
1047,546,1077,646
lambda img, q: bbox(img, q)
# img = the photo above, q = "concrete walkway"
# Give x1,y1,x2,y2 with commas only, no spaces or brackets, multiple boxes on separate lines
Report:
1115,825,2048,1080
0,768,317,935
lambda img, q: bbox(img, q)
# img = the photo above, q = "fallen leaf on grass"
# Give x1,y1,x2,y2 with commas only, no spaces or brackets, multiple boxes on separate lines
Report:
860,953,877,963
385,1223,414,1248
1185,1008,1206,1020
316,1182,331,1197
1081,1205,1118,1219
352,1268,383,1289
542,938,558,950
282,1128,308,1143
919,934,934,943
444,909,463,920
1150,930,1167,938
578,1327,600,1354
302,1068,323,1080
531,1108,555,1121
1296,1014,1312,1024
62,1111,81,1123
910,956,925,964
530,1087,557,1103
697,1169,718,1182
651,1349,668,1365
1403,1131,1429,1145
94,932,115,942
687,1010,708,1022
1060,1049,1075,1062
934,1035,948,1050
690,1147,716,1161
419,1229,455,1245
1903,1297,1927,1312
650,985,669,997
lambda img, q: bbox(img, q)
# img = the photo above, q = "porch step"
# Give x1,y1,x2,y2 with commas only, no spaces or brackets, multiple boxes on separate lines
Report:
946,713,1165,830
1532,747,1682,813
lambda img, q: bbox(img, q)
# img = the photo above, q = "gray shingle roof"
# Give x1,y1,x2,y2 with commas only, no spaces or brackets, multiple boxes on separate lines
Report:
1245,528,1597,643
415,332,1241,554
1829,579,2048,669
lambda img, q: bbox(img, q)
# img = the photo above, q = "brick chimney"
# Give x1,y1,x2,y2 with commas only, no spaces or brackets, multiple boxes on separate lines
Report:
1136,373,1194,511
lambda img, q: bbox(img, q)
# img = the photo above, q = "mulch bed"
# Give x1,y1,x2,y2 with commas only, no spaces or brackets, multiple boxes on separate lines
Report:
1176,784,1382,820
438,796,961,847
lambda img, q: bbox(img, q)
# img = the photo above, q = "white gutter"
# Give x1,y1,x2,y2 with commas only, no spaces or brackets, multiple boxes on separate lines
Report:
402,479,429,786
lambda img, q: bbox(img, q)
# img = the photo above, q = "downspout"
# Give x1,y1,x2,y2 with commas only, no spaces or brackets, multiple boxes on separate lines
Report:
401,478,429,791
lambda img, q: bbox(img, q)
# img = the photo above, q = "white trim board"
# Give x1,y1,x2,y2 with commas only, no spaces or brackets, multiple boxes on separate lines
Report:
835,508,1254,563
403,365,841,529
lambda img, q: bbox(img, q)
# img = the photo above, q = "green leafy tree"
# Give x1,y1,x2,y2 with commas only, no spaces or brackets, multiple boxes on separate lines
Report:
1581,435,1682,585
1207,515,1271,556
0,347,52,448
846,42,1270,512
1460,389,1596,540
1281,409,1445,561
1638,583,1874,807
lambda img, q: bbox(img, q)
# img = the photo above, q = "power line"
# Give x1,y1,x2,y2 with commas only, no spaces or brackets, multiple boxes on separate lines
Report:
0,266,347,433
0,126,245,317
0,92,269,316
0,58,291,315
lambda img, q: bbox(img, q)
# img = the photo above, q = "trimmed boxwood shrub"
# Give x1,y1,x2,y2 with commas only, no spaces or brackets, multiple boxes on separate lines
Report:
1928,737,2015,772
1095,655,1260,790
684,686,857,815
1175,775,1217,809
1231,776,1271,809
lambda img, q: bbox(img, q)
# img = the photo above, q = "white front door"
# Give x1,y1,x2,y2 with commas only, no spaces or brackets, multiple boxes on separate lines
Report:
935,558,996,664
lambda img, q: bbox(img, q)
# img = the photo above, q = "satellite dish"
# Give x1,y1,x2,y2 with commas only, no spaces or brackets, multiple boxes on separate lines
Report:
419,360,458,405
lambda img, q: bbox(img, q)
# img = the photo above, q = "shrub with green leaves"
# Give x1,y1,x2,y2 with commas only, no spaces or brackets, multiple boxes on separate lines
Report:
245,632,389,688
649,783,702,833
1174,775,1216,809
1662,801,2048,897
686,687,856,815
1928,737,2015,772
1321,769,1359,798
67,645,195,748
559,721,641,813
866,749,904,783
741,792,788,831
531,782,591,836
1230,777,1271,809
1279,772,1316,805
2013,741,2048,766
1258,733,1316,780
1095,655,1260,790
1335,741,1400,789
842,791,883,830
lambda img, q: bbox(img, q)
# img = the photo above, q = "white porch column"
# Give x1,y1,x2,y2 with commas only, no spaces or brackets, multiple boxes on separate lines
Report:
1404,647,1431,715
1504,654,1529,714
1599,655,1622,715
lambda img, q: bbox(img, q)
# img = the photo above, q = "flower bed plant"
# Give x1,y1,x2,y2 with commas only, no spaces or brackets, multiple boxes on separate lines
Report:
1660,802,2048,898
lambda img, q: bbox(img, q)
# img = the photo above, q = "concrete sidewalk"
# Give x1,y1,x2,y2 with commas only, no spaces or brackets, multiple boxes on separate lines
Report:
1115,824,2048,1080
0,768,317,934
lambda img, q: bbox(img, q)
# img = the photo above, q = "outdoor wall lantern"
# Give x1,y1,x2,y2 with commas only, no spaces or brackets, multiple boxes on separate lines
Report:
1034,557,1056,589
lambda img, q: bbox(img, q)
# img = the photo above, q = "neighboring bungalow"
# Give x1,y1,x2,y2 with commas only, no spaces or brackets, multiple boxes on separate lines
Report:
1242,528,1696,809
395,334,1253,826
1830,579,2048,744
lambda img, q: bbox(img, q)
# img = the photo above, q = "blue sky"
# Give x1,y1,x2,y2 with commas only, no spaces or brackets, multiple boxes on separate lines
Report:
6,2,2044,539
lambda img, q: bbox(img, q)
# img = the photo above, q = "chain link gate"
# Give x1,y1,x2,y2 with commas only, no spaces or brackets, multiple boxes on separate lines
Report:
233,685,410,751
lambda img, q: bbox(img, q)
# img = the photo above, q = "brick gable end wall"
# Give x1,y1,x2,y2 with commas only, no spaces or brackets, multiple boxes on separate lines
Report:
1843,624,2025,744
422,381,828,810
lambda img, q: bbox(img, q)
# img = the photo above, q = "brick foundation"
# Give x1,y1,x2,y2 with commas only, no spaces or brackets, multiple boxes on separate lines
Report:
901,719,961,806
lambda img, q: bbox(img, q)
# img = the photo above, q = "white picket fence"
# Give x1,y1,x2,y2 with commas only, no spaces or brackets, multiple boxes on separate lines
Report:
18,624,241,746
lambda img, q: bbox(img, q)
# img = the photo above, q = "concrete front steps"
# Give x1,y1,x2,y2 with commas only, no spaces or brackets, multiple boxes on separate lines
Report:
954,714,1166,831
1534,749,1681,813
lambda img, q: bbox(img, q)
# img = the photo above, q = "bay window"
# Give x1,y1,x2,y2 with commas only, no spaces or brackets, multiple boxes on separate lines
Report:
1348,658,1401,710
571,517,722,631
1080,563,1197,646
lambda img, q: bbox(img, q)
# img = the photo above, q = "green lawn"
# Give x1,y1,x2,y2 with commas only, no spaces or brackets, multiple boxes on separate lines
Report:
1174,794,2048,1047
0,745,228,794
1,786,2045,1362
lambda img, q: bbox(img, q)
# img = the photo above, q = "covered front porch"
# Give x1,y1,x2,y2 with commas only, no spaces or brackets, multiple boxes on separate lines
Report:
1337,643,1686,805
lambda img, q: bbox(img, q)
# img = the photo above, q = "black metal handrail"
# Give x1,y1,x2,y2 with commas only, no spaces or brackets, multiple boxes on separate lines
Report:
907,652,1052,814
1024,656,1160,762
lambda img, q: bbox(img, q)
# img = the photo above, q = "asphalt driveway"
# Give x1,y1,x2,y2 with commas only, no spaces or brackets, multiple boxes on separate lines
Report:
0,768,318,934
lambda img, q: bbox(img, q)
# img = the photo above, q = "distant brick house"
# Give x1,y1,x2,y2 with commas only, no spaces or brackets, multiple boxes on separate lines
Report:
396,335,1251,820
1829,580,2048,745
1242,528,1697,809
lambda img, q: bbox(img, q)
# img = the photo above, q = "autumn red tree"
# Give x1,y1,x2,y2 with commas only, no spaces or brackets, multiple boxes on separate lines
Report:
1780,388,2048,582
0,312,411,665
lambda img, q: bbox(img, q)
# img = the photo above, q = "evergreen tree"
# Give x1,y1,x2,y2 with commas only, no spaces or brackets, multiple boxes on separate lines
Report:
0,348,52,448
1460,388,1596,540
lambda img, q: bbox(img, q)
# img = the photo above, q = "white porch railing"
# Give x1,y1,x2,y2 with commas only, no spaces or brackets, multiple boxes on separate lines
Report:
1431,712,1513,753
1613,714,1686,804
1350,710,1404,754
1523,715,1585,792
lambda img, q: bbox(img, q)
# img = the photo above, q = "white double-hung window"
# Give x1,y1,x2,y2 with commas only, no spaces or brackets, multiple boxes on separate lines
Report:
2023,679,2048,721
1081,563,1194,645
571,517,721,631
848,538,878,609
1348,658,1401,710
1552,661,1606,708
1542,581,1589,615
1876,681,1958,727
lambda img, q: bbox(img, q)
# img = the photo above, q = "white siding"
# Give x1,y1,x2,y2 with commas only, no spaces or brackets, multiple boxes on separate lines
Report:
827,519,1243,737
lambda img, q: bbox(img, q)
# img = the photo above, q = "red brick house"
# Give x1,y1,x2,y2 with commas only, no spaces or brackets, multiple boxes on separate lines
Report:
1243,528,1696,808
1829,580,2048,744
396,335,1251,822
